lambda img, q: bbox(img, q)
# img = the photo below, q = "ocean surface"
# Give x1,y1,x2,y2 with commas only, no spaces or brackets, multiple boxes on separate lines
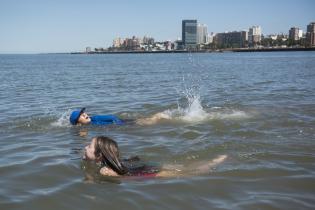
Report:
0,52,315,209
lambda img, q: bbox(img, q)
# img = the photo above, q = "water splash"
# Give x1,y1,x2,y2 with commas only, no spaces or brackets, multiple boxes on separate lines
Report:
137,83,209,125
51,110,72,127
175,75,208,122
175,93,208,122
138,76,251,125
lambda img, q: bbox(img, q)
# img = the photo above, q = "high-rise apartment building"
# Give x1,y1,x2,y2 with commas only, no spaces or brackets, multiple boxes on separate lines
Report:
289,27,300,41
197,23,208,44
306,22,315,47
248,26,262,46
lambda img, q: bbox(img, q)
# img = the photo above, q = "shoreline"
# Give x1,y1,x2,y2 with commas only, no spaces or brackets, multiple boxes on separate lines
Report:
71,47,315,54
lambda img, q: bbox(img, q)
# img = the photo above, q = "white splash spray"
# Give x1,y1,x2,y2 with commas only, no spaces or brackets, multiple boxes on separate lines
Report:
51,110,72,127
138,75,251,125
178,92,208,122
137,83,209,125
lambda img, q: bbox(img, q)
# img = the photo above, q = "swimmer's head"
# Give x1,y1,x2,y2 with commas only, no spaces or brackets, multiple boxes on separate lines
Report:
83,136,127,175
70,108,91,125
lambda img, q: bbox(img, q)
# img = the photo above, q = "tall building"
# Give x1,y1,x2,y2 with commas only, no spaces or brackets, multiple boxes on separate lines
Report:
289,27,300,41
182,20,197,49
306,22,315,47
214,31,247,48
197,23,208,44
248,26,262,47
298,29,303,39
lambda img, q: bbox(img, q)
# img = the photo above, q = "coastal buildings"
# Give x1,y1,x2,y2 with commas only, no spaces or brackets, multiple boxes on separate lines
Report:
197,24,208,44
85,20,315,53
113,37,124,48
306,22,315,46
214,31,247,48
299,29,303,39
124,36,141,50
182,20,208,49
182,20,197,49
207,32,215,44
174,39,184,50
142,36,155,45
112,36,155,50
248,26,262,47
289,27,300,41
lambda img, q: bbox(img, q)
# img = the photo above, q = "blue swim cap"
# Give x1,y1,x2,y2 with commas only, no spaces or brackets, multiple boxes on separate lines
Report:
70,108,86,125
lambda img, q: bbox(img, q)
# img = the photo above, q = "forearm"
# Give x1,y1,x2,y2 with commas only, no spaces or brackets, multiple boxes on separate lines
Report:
100,167,119,177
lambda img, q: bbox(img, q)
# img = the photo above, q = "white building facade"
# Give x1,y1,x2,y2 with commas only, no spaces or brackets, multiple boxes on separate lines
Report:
197,23,208,44
248,26,262,46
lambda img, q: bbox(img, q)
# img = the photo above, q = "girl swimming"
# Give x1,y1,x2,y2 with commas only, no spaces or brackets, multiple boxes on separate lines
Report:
83,136,227,178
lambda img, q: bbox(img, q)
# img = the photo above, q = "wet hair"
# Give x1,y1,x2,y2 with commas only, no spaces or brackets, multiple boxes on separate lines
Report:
93,136,128,175
93,136,159,176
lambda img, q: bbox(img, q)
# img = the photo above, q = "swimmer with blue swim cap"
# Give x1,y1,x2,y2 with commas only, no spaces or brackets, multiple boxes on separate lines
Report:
70,108,124,126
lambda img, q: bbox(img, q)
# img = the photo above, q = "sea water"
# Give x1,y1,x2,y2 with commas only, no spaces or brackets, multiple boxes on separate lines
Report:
0,52,315,209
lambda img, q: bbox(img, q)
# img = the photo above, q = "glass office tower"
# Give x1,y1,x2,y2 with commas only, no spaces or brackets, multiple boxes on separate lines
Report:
182,20,197,49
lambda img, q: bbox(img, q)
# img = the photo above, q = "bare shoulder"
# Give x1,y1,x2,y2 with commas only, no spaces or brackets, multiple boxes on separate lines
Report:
100,166,119,177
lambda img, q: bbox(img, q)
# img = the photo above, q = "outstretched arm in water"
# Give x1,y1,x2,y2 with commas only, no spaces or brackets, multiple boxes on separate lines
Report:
156,155,228,178
98,155,227,177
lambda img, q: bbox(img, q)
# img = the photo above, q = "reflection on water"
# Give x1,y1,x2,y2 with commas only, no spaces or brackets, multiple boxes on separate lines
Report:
0,52,315,209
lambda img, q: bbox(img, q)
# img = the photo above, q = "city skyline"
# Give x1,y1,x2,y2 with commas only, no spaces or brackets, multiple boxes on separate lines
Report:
0,0,314,53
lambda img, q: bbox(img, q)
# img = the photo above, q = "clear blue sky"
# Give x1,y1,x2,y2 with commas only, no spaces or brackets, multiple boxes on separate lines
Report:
0,0,314,53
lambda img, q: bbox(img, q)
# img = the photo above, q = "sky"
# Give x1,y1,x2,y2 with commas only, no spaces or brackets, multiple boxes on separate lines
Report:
0,0,314,53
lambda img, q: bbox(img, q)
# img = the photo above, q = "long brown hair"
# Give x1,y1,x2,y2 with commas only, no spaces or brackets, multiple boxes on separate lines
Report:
94,136,127,175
